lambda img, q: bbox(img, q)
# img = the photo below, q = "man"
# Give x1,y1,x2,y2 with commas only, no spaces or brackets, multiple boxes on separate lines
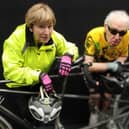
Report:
84,10,129,128
2,2,78,128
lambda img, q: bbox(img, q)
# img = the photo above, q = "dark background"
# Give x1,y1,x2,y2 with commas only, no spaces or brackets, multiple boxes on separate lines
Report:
0,0,129,128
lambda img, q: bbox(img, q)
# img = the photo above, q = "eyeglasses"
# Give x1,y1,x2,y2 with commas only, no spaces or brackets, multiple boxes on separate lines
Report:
107,25,127,36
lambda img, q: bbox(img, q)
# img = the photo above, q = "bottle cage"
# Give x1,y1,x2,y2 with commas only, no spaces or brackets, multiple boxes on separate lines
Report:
28,86,62,123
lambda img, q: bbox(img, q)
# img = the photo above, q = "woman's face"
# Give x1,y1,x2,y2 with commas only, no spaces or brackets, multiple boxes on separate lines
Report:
30,24,54,44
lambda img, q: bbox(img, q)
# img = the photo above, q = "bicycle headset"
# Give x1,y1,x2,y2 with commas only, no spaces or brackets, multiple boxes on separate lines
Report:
28,86,62,123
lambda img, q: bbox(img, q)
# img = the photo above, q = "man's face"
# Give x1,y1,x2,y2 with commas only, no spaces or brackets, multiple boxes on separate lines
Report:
30,24,54,44
105,20,128,46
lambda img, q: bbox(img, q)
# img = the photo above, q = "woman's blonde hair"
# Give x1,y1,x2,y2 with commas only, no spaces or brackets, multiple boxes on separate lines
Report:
25,2,56,28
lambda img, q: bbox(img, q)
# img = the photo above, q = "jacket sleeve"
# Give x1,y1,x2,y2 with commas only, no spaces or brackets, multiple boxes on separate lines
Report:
52,31,79,61
65,41,79,61
2,32,41,88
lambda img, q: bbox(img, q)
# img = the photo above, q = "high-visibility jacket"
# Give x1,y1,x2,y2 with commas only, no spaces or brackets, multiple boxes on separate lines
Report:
2,24,78,88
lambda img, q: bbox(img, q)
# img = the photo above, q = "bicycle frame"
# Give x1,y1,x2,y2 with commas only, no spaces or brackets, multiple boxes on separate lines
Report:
0,56,86,129
0,102,34,129
1,56,129,129
79,63,129,129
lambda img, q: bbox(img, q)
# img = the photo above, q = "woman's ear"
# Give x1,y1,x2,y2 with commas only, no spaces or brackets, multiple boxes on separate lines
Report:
29,27,33,32
29,24,33,32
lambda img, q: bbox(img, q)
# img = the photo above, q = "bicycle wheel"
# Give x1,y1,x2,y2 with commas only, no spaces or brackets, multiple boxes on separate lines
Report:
115,105,129,129
0,116,13,129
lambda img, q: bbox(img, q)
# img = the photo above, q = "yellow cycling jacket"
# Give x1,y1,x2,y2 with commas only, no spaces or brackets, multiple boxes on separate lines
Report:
2,24,78,88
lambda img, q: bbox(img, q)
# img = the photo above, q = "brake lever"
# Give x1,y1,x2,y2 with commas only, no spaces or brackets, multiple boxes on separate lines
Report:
72,56,84,66
100,75,124,88
82,63,97,88
120,62,129,72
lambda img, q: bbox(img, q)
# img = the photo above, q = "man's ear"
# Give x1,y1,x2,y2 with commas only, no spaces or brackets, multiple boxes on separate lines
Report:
104,23,107,30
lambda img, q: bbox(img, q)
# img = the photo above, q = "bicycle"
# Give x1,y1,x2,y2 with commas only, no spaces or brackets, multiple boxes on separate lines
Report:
0,56,85,129
79,62,129,129
1,57,129,129
0,83,64,129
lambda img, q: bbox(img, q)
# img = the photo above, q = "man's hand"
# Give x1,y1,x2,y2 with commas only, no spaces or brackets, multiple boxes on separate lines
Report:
40,73,54,94
59,55,72,76
107,62,123,73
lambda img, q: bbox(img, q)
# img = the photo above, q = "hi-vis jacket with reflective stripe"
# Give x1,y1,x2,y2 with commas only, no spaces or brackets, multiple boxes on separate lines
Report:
2,24,78,88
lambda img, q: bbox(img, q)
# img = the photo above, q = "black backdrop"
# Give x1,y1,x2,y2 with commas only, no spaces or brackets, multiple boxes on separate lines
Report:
0,0,129,126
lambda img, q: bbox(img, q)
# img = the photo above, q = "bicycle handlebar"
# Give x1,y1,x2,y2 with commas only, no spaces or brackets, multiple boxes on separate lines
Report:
82,63,96,88
83,60,129,89
0,56,129,90
0,56,84,84
0,80,12,84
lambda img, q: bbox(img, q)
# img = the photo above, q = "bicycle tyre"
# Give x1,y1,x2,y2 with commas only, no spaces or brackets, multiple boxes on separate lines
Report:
0,116,13,129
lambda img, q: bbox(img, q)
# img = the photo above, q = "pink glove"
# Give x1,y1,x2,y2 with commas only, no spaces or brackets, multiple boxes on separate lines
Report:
40,73,53,94
59,55,72,76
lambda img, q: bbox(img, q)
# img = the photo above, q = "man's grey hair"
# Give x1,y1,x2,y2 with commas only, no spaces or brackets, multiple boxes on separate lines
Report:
104,10,129,28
